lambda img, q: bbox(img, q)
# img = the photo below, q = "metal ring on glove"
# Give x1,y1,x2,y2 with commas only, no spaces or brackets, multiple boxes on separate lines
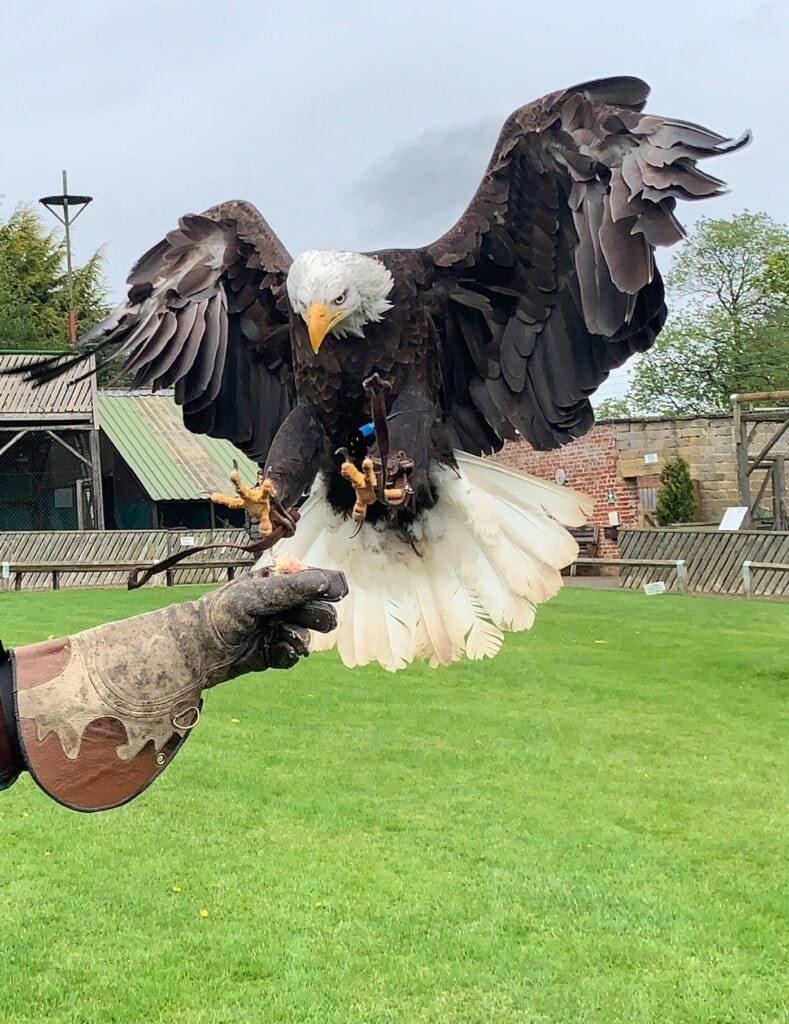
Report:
171,705,201,731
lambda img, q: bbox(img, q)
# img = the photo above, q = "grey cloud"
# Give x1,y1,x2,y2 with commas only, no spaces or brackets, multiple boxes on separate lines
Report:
346,120,501,251
2,0,786,404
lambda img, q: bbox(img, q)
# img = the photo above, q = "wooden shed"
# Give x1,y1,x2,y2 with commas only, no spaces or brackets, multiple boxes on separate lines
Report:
97,392,259,530
0,352,104,530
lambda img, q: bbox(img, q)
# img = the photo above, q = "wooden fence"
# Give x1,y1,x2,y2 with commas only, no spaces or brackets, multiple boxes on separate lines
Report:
618,528,789,598
0,528,251,591
3,526,788,598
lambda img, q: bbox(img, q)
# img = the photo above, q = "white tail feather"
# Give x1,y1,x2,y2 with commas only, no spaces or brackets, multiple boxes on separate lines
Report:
265,452,591,671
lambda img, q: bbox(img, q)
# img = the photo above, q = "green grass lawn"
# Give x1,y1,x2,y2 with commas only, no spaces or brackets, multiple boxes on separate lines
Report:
0,586,786,1024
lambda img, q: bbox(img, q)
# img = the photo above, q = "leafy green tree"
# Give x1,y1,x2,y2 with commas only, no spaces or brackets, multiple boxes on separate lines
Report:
655,456,697,526
623,213,789,415
595,396,633,420
761,249,789,298
0,204,108,351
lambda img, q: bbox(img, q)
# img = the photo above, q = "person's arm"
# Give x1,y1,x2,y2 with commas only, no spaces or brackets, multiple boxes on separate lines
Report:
0,569,346,811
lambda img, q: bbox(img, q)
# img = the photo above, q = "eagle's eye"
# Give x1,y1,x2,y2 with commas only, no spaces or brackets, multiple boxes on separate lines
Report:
333,291,347,306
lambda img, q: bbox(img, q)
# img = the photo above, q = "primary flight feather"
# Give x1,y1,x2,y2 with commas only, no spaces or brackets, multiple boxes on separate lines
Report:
24,77,749,669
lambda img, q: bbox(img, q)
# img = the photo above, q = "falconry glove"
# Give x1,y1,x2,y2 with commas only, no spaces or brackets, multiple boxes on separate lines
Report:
0,569,347,811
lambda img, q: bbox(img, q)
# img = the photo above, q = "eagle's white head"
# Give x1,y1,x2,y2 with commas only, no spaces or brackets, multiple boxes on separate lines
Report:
286,250,394,353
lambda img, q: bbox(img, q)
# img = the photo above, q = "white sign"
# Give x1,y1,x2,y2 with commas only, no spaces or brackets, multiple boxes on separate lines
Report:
718,507,749,532
1,562,9,579
643,581,667,596
180,536,195,547
644,453,659,465
608,511,620,526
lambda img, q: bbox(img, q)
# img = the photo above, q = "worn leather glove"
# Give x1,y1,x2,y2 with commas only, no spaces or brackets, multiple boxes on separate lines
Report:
120,567,350,686
2,569,347,811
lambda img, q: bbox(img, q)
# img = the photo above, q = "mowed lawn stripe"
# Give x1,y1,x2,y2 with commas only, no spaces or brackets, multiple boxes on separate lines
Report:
0,587,785,1023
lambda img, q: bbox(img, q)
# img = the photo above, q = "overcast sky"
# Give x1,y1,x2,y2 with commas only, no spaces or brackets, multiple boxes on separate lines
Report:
2,0,785,401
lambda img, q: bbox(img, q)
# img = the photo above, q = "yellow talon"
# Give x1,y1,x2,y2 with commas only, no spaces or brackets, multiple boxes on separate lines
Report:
341,457,378,523
340,457,409,522
211,470,276,536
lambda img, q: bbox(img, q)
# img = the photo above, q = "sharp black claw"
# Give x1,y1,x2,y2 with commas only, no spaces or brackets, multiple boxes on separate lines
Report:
270,495,297,537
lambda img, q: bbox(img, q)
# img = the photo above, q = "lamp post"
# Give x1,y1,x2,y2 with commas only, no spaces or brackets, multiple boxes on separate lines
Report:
39,171,93,346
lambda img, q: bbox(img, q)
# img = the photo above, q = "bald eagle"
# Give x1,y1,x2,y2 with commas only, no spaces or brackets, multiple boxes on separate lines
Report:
26,76,748,670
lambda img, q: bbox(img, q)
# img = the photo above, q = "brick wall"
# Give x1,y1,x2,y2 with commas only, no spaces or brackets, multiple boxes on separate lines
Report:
492,424,639,557
493,413,789,555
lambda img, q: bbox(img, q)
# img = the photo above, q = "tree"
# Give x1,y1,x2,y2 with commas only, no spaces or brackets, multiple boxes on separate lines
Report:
655,456,696,526
620,212,789,415
0,204,108,351
595,396,633,420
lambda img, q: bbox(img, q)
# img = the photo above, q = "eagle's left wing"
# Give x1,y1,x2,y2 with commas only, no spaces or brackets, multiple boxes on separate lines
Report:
420,76,749,452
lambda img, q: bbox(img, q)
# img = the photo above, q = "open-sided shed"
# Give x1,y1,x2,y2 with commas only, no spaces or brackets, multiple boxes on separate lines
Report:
98,392,259,530
0,352,104,530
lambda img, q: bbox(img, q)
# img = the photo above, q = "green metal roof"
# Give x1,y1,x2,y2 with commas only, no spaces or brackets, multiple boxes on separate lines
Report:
98,394,260,502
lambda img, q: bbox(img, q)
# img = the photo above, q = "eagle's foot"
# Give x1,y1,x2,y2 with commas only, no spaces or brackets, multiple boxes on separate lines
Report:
383,451,414,507
211,470,276,536
341,457,379,523
340,453,414,524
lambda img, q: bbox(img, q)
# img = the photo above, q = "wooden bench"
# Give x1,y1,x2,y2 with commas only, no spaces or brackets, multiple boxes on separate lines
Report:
570,557,688,593
1,559,256,592
569,524,600,557
741,560,789,598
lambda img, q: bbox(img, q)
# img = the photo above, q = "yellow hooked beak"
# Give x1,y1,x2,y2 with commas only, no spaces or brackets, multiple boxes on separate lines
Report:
305,301,345,353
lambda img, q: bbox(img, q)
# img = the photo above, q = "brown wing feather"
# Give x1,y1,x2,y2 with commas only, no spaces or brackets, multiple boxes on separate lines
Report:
22,200,295,464
420,76,750,451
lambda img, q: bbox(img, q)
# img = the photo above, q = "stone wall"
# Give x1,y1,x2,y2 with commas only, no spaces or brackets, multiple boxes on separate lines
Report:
611,415,789,521
493,413,789,554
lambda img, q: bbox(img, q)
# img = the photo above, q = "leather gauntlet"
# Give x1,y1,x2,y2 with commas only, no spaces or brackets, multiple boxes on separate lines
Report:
0,569,346,811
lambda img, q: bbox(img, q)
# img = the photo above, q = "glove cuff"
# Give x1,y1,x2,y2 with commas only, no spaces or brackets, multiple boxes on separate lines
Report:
11,637,197,812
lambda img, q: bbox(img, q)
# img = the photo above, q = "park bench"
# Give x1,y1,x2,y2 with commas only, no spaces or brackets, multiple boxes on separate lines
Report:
741,560,789,598
1,558,256,592
569,556,688,592
568,524,599,557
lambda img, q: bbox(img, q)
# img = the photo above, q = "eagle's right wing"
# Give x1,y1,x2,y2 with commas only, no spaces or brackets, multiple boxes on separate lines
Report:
26,200,294,463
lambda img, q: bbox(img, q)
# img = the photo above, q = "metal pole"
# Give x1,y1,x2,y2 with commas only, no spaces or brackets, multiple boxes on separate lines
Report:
61,170,77,345
39,173,91,347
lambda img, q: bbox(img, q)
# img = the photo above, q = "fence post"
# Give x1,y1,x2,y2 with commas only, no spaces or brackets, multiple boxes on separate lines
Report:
675,559,687,594
742,560,752,599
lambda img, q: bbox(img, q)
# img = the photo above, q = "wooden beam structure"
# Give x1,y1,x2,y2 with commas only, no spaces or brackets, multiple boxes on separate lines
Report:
731,393,789,530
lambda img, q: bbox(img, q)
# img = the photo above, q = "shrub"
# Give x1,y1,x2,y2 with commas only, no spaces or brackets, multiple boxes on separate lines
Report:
655,456,696,526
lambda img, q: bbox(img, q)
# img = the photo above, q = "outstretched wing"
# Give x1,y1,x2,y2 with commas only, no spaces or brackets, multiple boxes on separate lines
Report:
421,76,749,452
28,200,294,463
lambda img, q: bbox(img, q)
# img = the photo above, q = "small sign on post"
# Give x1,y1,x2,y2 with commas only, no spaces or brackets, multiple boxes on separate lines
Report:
643,581,667,596
1,562,9,580
718,507,749,531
